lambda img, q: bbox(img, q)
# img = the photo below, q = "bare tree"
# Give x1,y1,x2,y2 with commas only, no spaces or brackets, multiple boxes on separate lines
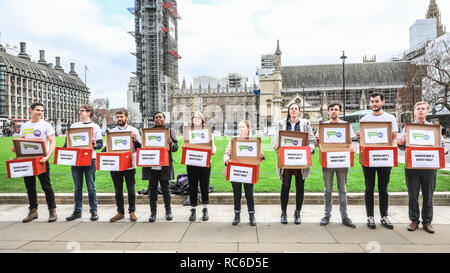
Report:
419,39,450,112
91,98,110,127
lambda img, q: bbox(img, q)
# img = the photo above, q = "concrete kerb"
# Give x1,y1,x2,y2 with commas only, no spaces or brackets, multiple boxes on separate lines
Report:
1,192,449,206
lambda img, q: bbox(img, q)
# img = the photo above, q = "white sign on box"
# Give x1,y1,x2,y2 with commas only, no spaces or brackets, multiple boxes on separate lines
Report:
57,150,78,166
111,136,131,151
324,128,347,143
369,150,394,167
409,130,435,146
185,150,208,167
188,129,210,144
235,142,258,157
327,152,351,168
229,165,253,184
9,161,34,178
411,150,440,168
283,149,308,166
70,132,90,147
145,133,166,147
364,128,388,144
20,142,44,155
139,150,160,166
99,156,120,171
280,136,303,147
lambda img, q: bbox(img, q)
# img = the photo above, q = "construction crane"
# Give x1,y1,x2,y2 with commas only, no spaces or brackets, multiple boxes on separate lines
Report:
162,2,181,19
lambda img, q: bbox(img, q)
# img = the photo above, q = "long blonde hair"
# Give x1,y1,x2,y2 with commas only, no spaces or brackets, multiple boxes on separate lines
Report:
239,120,251,137
191,112,205,126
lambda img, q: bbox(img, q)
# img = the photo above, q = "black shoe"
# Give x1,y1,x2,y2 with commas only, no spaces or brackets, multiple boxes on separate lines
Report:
380,217,394,229
149,211,157,222
294,210,301,225
367,217,376,229
202,208,209,221
189,208,196,221
342,217,356,228
249,213,256,226
90,211,99,221
320,216,330,226
66,211,82,221
166,209,173,221
281,211,287,224
232,213,240,225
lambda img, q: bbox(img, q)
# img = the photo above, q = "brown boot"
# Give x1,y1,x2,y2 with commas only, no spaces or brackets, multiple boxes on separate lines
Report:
129,212,137,222
48,208,57,223
109,213,124,222
22,208,38,223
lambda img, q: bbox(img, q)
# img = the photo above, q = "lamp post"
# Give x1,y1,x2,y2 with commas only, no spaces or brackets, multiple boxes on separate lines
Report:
302,83,305,118
340,51,347,120
411,79,416,122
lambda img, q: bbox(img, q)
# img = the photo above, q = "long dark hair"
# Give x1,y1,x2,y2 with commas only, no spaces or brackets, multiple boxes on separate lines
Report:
286,103,301,125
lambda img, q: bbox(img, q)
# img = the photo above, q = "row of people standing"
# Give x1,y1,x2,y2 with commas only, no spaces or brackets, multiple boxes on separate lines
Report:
14,94,448,233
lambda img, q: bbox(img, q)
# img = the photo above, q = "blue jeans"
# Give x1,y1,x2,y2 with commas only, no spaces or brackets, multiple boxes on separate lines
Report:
71,159,98,213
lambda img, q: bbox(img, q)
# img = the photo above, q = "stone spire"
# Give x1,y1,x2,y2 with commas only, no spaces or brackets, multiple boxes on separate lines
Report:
360,90,367,110
181,77,186,91
427,0,446,37
275,40,282,71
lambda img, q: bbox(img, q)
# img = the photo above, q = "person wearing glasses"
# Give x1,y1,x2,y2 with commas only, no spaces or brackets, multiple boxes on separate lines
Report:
65,105,103,222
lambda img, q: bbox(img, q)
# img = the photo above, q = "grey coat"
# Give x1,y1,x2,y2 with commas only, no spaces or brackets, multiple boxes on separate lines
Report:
142,126,178,181
272,118,316,180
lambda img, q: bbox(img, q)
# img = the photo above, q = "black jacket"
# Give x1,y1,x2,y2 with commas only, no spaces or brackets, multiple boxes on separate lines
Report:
142,126,178,181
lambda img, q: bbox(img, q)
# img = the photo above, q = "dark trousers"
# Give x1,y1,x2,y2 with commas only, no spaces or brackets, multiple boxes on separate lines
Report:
281,169,305,212
23,161,56,210
147,170,171,213
231,182,255,214
362,166,391,217
405,169,436,223
187,165,211,207
110,169,136,215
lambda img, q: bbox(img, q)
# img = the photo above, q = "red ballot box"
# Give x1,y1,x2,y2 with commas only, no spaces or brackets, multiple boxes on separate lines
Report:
181,144,212,168
6,156,46,178
405,147,445,169
359,146,398,167
54,147,92,166
96,151,132,171
136,148,169,167
320,151,354,168
6,139,47,178
277,146,312,169
226,159,260,184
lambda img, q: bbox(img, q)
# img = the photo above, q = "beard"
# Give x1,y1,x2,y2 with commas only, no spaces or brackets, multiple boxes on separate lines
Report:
371,105,382,112
117,120,126,126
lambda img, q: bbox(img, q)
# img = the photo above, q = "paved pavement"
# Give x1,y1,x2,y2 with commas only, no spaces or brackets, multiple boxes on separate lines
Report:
1,204,450,253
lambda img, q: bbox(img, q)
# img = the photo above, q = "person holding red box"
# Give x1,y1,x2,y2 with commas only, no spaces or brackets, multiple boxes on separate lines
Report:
107,109,141,222
273,103,315,225
187,112,216,222
398,101,448,233
11,102,57,223
143,112,178,222
224,120,265,226
357,92,398,230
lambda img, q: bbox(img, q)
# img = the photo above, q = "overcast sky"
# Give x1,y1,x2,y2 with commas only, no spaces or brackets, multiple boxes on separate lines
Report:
1,0,449,108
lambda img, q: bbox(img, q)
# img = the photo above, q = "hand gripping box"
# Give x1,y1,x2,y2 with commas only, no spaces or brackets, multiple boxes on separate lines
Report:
226,137,261,184
404,123,445,169
6,139,47,178
359,122,398,167
318,123,354,168
136,128,170,167
54,127,93,166
96,131,133,171
277,131,312,169
181,126,213,167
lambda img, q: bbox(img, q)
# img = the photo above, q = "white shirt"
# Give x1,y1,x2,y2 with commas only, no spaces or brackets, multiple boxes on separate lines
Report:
20,120,55,154
110,125,141,169
315,120,357,139
360,112,398,133
70,121,103,159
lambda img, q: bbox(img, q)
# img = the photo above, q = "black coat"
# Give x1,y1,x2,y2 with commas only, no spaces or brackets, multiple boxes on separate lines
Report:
142,126,178,181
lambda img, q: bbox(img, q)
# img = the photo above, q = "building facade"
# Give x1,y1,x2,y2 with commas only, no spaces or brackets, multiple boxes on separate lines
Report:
133,0,180,127
0,42,89,132
126,76,143,128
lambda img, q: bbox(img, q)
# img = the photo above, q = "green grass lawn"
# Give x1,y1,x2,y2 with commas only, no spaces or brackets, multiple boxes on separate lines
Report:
1,136,449,193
